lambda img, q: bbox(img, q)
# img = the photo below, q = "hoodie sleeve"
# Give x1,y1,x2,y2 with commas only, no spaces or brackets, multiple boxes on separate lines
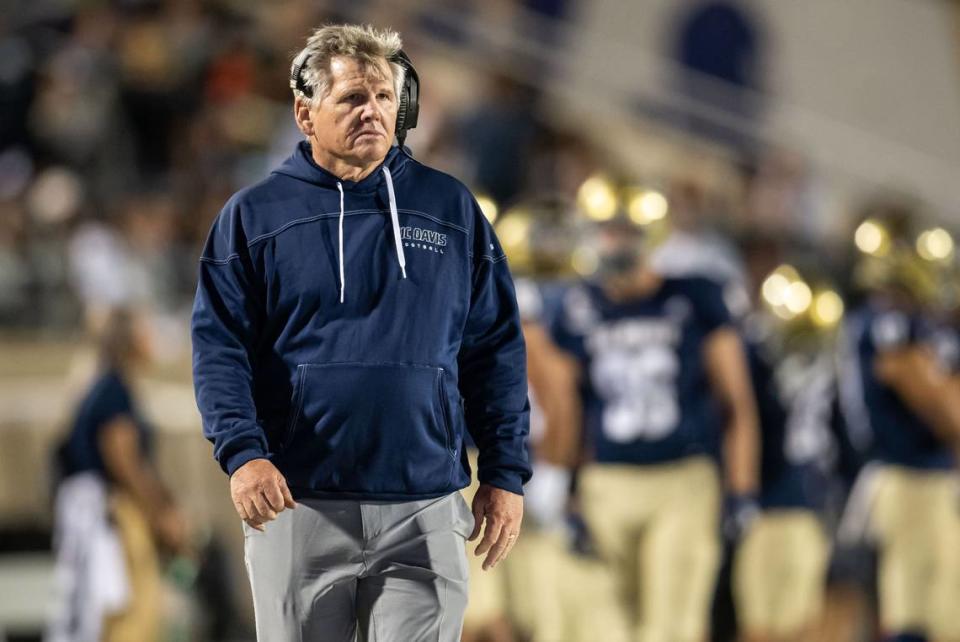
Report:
458,199,532,495
191,199,269,476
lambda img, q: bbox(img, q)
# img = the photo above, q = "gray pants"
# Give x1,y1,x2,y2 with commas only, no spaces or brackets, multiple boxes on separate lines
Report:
243,491,474,642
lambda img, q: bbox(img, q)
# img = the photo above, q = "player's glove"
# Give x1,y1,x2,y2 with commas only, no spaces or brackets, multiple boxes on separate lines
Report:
524,461,571,530
564,510,599,559
722,494,760,542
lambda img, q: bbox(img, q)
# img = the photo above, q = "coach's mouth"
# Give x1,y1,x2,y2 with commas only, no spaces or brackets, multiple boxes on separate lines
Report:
353,130,384,141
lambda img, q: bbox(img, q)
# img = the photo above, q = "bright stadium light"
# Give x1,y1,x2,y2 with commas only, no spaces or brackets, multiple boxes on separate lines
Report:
854,219,890,256
771,304,796,321
577,175,618,221
762,272,790,307
496,214,530,249
784,280,813,315
476,194,499,224
761,264,801,307
916,227,954,262
811,290,844,327
627,189,668,225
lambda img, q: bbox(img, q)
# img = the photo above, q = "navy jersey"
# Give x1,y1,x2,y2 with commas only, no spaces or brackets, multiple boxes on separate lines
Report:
839,304,952,470
745,325,834,510
550,276,731,466
58,369,153,481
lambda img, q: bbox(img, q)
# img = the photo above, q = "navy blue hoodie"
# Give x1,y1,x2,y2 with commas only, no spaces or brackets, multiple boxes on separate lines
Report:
191,142,531,499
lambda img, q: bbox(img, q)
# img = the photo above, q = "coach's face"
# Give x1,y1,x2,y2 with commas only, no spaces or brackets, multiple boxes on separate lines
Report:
296,55,398,169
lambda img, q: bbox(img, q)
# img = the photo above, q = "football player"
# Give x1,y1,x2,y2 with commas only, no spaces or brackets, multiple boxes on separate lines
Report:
545,185,760,642
733,255,839,642
461,197,580,642
838,205,960,642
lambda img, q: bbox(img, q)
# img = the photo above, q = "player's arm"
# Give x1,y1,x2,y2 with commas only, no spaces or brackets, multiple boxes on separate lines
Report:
98,416,185,550
875,345,960,443
524,321,582,468
704,327,760,495
521,321,580,528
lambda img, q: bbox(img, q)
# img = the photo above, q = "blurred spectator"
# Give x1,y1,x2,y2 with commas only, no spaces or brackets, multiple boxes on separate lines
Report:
451,71,542,204
0,201,31,324
47,307,188,642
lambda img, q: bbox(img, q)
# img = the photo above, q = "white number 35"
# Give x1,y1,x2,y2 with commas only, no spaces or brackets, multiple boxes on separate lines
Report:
590,345,680,442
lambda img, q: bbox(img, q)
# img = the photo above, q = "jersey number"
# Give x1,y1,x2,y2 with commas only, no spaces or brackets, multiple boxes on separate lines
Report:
590,346,680,442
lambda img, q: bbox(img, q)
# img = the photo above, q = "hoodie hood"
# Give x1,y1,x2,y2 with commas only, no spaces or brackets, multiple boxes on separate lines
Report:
272,141,410,302
273,140,410,193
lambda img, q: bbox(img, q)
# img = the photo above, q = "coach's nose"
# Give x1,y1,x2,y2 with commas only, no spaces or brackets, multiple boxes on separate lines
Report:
359,95,379,122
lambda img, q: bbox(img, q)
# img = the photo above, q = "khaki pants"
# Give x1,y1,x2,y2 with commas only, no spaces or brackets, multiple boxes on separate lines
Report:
103,491,161,642
554,551,633,642
579,458,721,642
734,510,828,637
462,448,620,642
461,449,570,641
872,466,960,639
460,462,510,631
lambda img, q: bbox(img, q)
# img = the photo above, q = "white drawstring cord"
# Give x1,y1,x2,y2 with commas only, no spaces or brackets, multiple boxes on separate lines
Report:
337,182,345,303
381,166,407,279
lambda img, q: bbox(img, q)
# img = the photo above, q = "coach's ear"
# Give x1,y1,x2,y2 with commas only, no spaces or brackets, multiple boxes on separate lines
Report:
294,96,314,137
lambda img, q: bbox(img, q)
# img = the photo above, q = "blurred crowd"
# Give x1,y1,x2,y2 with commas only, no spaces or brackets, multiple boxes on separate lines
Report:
0,0,822,339
0,0,586,338
3,1,960,642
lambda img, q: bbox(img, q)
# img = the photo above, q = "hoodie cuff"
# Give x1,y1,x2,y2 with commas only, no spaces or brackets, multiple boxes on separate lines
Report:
222,445,269,477
478,467,526,496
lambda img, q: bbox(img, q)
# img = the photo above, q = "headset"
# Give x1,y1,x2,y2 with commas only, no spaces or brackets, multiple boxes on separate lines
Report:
290,49,420,148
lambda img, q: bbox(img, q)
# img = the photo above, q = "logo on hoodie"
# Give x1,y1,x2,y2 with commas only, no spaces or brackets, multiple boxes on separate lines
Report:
401,226,447,254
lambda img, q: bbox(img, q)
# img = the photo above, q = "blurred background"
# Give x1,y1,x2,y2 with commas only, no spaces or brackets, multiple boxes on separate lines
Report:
1,0,959,641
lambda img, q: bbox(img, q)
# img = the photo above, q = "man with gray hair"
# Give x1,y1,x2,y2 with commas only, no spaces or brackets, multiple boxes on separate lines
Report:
191,23,530,641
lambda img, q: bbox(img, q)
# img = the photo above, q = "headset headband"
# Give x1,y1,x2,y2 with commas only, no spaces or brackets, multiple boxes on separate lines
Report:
290,48,420,148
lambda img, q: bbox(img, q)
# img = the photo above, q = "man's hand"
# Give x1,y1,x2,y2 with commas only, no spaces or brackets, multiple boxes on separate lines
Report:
230,459,296,532
153,504,189,554
468,484,523,570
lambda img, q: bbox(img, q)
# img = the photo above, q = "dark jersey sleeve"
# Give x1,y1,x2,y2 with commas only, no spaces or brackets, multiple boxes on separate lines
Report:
61,373,136,478
689,278,733,335
93,375,135,432
548,285,590,362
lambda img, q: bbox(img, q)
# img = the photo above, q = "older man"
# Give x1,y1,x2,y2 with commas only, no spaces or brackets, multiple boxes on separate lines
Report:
191,24,530,641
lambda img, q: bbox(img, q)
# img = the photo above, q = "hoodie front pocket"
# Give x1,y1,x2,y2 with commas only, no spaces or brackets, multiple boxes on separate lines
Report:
278,362,458,495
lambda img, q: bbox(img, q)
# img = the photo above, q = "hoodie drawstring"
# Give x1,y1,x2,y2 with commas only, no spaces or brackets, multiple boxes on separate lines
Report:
382,167,407,280
336,182,345,303
335,168,407,304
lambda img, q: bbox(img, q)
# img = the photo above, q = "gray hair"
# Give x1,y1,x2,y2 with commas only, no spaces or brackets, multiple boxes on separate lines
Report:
292,24,405,105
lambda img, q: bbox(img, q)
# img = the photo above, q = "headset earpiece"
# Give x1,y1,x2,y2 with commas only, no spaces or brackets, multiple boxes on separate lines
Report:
391,50,420,148
290,50,313,99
